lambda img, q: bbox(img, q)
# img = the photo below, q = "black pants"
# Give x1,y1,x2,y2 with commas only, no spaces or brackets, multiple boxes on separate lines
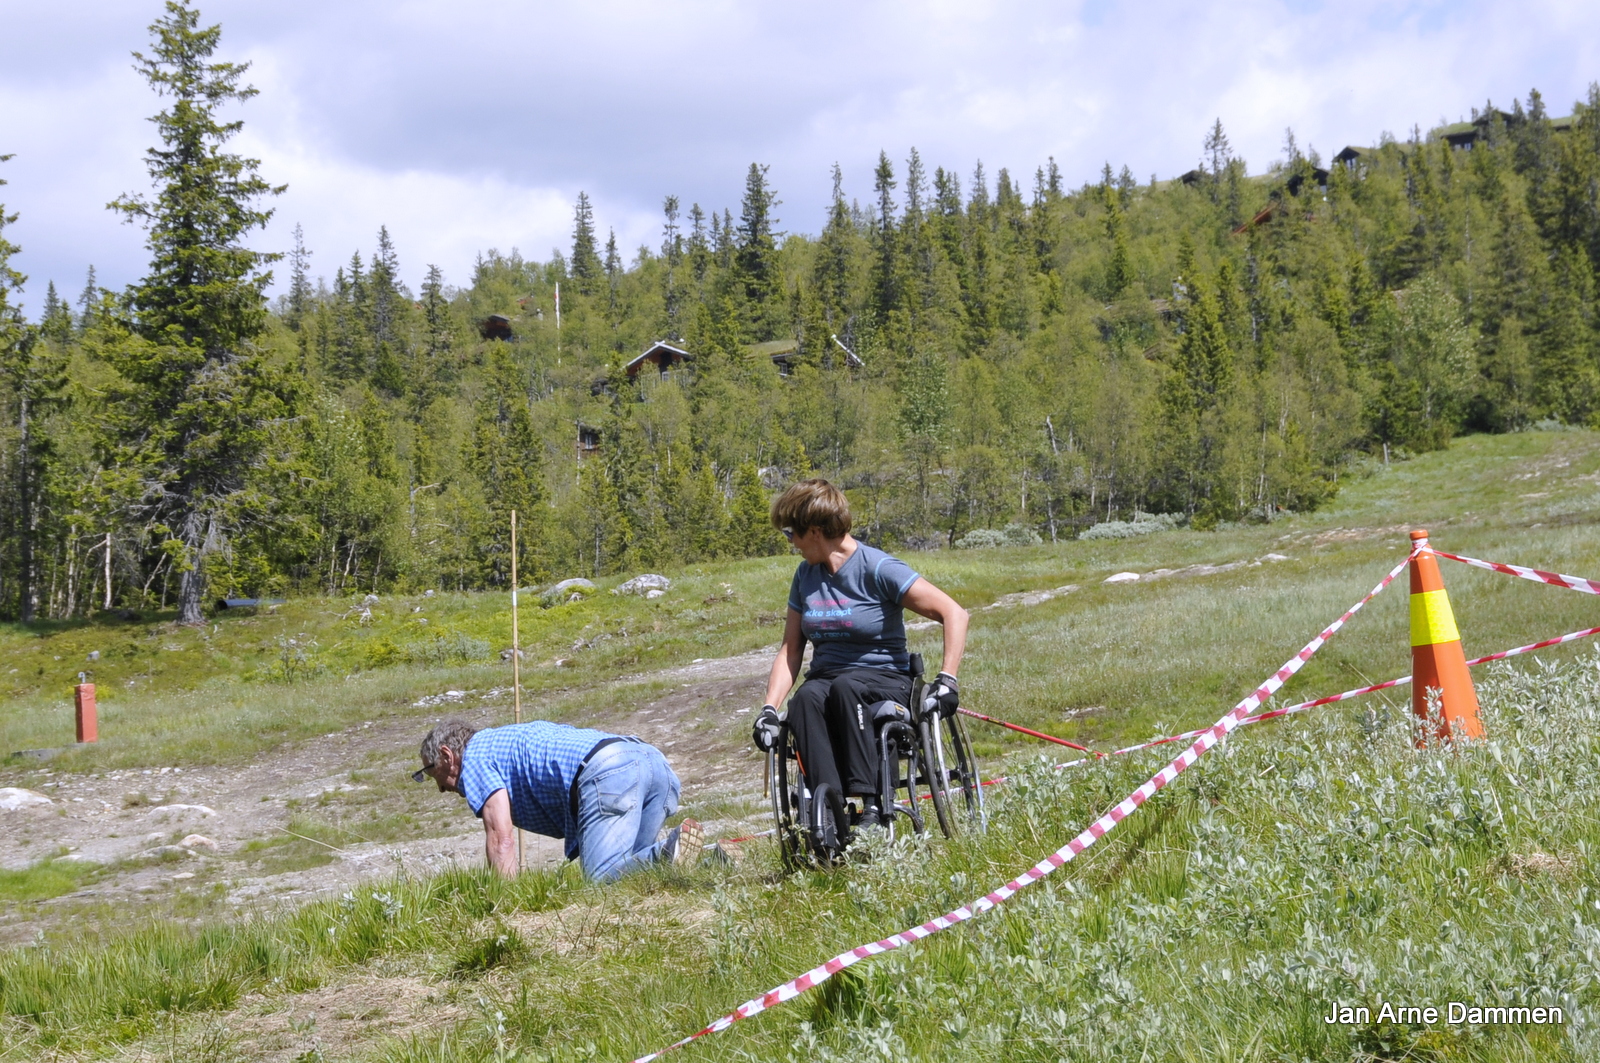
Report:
787,668,914,808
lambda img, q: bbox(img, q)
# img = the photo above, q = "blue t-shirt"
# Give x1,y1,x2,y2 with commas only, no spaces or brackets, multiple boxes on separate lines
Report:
458,721,614,860
787,542,921,677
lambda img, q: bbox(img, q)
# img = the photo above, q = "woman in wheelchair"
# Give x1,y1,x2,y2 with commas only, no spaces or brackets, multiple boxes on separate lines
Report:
751,478,967,848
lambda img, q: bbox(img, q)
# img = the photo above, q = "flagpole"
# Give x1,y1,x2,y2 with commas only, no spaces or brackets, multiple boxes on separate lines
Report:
511,510,525,872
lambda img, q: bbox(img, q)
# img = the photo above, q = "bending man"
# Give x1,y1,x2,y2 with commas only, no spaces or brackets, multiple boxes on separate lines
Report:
415,718,701,881
752,478,968,846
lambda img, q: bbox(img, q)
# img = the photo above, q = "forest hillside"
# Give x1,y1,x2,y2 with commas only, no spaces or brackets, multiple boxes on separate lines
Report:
1,3,1598,621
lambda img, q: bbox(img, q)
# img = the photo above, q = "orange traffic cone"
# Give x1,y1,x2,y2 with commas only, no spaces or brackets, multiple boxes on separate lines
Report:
1409,529,1482,743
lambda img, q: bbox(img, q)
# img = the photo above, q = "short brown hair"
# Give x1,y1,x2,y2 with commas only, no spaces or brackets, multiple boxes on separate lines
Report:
771,478,852,540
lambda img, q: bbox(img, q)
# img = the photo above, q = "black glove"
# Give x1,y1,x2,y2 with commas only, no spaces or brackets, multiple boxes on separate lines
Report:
752,705,783,751
923,673,960,719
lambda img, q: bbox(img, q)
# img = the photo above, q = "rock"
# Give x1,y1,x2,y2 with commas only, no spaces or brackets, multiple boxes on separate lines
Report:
424,589,436,597
1259,552,1292,562
142,803,218,824
0,787,52,811
362,593,380,604
181,834,218,852
613,574,671,597
171,872,195,881
984,584,1080,611
1103,572,1141,584
52,853,98,864
499,648,525,661
86,650,100,662
541,578,595,605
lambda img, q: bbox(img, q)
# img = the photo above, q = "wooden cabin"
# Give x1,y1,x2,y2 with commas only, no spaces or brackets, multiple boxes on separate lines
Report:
625,341,693,379
480,314,514,341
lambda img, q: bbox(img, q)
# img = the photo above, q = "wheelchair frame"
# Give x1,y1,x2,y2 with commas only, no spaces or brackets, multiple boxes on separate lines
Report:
767,654,986,866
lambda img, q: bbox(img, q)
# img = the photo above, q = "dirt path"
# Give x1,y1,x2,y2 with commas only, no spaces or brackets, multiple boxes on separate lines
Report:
0,647,779,943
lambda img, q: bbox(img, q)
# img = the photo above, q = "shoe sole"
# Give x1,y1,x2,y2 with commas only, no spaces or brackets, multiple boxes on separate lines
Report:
674,818,703,866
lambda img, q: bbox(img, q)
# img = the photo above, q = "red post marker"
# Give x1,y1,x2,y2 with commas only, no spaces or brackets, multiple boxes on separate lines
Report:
75,684,98,743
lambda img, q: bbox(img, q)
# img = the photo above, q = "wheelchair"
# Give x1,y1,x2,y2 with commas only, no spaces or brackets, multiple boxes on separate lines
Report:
767,654,986,867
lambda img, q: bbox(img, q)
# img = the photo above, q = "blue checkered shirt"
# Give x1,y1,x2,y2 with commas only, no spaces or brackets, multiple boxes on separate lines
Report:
459,721,615,859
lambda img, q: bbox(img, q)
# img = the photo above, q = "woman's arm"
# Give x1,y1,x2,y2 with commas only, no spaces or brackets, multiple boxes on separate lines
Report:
901,578,969,678
762,608,807,708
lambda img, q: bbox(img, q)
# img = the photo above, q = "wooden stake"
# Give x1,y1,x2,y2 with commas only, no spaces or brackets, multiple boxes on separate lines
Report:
511,510,525,871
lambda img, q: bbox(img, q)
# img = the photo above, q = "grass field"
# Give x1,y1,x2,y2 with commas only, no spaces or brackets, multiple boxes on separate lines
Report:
3,429,1600,1061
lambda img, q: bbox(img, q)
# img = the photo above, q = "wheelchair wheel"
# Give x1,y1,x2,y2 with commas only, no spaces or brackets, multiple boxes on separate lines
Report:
768,735,804,870
770,727,845,867
920,710,986,837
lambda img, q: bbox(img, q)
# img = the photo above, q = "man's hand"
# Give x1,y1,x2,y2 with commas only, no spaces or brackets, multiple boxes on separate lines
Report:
923,672,960,719
752,705,783,751
480,789,519,877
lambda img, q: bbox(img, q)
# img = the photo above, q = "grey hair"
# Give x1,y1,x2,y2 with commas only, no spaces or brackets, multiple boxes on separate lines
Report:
420,718,478,769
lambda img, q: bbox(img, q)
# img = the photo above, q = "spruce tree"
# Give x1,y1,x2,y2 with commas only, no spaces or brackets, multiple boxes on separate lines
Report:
735,163,782,339
871,151,900,321
285,221,312,330
570,192,602,295
40,282,73,344
661,195,683,339
0,154,49,620
105,0,289,625
76,265,101,333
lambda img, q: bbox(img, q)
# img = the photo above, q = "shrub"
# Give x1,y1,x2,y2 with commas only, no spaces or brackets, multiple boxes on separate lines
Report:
1078,511,1183,540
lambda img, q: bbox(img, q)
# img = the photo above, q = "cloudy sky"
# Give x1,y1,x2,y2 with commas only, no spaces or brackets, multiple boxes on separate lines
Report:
1,0,1597,313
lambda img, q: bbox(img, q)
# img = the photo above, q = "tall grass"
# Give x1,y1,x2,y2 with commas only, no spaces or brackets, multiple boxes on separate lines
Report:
4,656,1600,1060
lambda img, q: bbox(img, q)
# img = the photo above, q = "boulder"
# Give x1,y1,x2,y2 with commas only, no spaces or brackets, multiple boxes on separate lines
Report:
541,578,595,605
142,803,218,824
181,834,219,852
0,787,52,811
1103,571,1141,584
612,574,671,597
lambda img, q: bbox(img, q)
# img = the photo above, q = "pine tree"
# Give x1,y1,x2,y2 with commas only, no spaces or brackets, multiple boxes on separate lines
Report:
570,192,602,295
105,0,290,625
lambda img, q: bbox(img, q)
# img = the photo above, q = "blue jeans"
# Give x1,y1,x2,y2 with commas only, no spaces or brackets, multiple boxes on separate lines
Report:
573,742,682,881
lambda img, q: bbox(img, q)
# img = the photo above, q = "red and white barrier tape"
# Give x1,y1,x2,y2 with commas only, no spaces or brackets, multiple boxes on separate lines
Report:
628,550,1416,1063
958,707,1099,754
1435,549,1600,596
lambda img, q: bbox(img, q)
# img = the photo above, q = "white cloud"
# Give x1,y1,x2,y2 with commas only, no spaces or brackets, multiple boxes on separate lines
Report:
2,0,1597,312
